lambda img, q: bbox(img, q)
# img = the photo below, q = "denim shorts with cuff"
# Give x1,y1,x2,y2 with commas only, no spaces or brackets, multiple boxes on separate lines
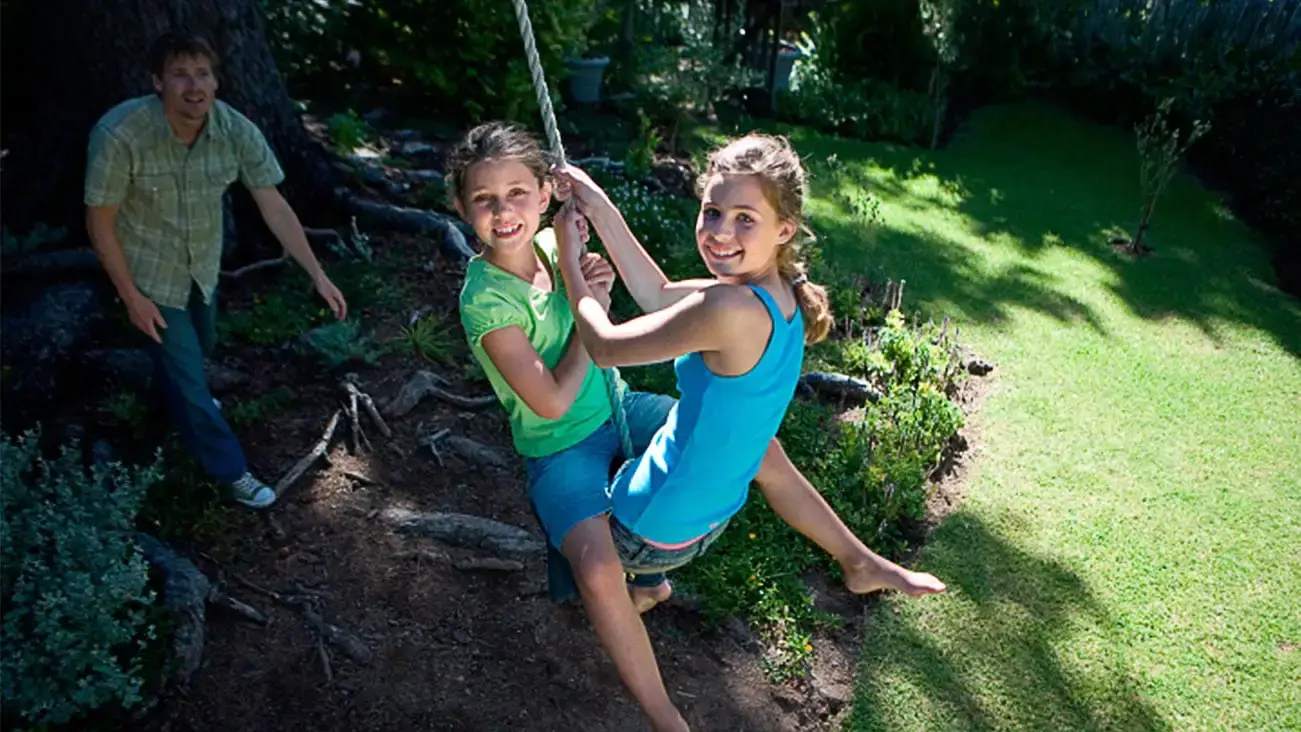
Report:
524,390,677,604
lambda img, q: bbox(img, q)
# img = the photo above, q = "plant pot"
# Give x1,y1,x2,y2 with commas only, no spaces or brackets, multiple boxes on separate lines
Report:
565,56,611,104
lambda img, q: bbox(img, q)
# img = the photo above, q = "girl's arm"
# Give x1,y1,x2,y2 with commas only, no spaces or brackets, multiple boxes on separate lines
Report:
480,326,592,421
556,166,715,313
554,203,763,369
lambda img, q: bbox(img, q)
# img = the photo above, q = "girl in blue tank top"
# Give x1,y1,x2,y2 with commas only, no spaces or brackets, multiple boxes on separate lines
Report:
552,134,836,569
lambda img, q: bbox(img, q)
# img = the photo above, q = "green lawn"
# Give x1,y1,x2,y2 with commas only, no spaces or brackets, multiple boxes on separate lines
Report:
788,104,1301,731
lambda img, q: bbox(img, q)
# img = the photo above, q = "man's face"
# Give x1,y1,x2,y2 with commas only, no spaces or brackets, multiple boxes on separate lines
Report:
153,53,218,122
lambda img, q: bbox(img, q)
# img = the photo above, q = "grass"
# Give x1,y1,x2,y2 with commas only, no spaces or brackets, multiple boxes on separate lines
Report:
762,103,1301,731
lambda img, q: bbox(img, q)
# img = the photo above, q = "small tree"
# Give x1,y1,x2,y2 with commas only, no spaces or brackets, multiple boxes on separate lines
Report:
1128,98,1212,254
919,0,961,149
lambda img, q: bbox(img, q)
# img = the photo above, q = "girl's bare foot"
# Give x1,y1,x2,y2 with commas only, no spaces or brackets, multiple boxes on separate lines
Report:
842,554,946,597
629,579,673,614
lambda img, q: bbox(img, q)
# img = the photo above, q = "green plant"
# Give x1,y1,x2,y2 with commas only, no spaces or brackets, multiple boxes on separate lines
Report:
623,112,662,180
299,320,388,369
1128,97,1212,254
1,222,67,260
403,312,458,366
1,428,162,728
327,111,372,154
225,386,297,429
263,0,603,123
101,391,149,429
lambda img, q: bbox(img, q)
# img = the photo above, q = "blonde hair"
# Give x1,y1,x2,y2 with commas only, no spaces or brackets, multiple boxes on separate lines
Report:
699,134,833,344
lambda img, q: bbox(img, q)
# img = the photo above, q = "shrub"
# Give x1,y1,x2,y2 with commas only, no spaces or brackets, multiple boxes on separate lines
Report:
1,428,162,728
262,0,603,123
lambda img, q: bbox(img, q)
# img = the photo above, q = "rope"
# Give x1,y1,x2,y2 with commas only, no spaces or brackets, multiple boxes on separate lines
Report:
509,0,635,461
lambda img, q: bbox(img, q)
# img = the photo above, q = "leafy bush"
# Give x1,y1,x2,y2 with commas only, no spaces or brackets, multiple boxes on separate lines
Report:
262,0,603,123
677,308,965,677
299,320,388,369
1,429,162,728
780,64,935,146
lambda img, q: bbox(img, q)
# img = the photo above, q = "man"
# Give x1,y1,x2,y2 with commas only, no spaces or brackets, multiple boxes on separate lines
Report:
84,31,347,508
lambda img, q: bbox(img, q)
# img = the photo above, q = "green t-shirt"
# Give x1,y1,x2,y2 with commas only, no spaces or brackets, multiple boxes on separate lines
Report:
458,228,615,458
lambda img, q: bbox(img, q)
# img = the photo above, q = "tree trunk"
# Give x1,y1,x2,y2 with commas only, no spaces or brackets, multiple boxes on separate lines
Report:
0,0,336,251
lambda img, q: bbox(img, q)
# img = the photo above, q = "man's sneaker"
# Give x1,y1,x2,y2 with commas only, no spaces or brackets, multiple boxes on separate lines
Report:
230,472,276,509
212,397,223,411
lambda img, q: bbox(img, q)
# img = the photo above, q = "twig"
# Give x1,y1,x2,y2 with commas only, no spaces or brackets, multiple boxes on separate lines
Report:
275,410,343,499
454,557,524,572
346,386,364,453
209,589,269,625
342,469,380,486
425,428,451,466
231,574,287,604
345,381,392,438
318,636,334,682
220,252,289,279
302,607,374,664
395,548,451,564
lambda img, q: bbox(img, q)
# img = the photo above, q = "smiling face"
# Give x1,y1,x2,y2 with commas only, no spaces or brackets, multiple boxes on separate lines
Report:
153,53,218,124
454,158,553,256
696,173,797,281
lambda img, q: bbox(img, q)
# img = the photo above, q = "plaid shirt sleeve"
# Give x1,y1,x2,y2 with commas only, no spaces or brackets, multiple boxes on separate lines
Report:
84,123,131,206
232,112,286,190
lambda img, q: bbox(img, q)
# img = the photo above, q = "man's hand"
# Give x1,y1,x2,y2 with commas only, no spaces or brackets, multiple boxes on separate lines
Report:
581,253,615,311
313,274,348,320
125,291,168,343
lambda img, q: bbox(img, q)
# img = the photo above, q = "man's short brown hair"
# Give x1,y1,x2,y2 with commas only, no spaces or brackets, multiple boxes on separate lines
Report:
148,31,219,77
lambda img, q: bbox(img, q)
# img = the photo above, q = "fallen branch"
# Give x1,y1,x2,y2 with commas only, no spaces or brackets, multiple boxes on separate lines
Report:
339,193,477,263
424,428,451,466
444,435,509,468
302,607,374,665
395,548,451,563
797,371,884,405
382,508,546,557
231,574,373,665
387,371,497,418
454,557,524,572
221,252,289,279
209,590,269,625
342,469,380,486
318,637,334,682
275,410,343,499
345,385,364,453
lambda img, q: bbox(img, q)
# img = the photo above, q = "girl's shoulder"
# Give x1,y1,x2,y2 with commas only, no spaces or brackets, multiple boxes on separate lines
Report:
699,282,772,327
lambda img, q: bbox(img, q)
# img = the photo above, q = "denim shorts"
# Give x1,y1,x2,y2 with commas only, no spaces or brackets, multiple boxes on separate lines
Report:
524,391,677,550
610,513,731,575
524,391,677,603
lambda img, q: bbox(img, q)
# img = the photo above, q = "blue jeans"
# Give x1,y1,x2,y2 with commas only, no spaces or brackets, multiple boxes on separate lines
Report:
149,283,247,485
525,390,677,603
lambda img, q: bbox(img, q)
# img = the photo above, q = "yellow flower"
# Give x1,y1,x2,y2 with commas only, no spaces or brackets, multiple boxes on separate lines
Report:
804,643,813,652
748,532,756,540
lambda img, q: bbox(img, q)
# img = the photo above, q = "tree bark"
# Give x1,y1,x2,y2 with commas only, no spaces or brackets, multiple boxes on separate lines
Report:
0,0,335,249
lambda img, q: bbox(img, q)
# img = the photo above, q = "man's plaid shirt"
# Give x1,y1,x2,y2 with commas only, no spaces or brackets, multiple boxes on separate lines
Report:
84,95,285,309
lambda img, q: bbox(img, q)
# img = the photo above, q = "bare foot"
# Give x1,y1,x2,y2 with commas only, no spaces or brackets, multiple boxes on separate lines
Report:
842,554,946,597
628,579,673,614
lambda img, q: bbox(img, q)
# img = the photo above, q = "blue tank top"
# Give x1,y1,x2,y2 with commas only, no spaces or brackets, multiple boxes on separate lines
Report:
610,284,806,545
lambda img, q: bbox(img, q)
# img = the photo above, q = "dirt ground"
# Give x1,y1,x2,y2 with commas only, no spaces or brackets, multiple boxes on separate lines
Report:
134,231,981,732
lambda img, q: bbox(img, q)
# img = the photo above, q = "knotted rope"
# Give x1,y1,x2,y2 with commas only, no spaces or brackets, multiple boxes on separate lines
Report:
509,0,635,460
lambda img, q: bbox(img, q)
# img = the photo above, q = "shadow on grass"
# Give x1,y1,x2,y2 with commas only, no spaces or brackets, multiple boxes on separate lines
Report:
780,104,1301,359
850,510,1170,732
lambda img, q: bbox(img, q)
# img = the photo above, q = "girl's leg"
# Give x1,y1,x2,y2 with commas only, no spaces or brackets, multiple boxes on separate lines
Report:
563,516,688,732
753,439,946,597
